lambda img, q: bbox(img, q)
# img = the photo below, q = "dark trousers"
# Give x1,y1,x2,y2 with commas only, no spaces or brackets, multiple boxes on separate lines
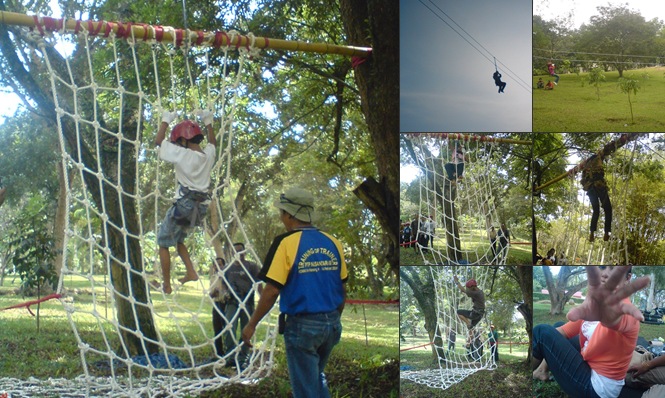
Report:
587,186,612,234
417,234,429,252
490,343,498,362
212,301,226,356
533,324,600,398
445,163,464,180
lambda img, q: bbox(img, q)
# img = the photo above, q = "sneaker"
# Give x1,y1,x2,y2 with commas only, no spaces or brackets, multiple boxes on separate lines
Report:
604,233,610,242
554,82,558,85
589,233,594,242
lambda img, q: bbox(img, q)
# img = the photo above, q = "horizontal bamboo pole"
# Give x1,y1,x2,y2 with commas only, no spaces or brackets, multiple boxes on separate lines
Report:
0,11,371,57
403,132,532,146
533,132,647,192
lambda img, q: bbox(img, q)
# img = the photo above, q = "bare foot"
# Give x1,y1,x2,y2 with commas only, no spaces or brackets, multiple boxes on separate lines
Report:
533,368,550,381
150,280,172,294
178,274,199,285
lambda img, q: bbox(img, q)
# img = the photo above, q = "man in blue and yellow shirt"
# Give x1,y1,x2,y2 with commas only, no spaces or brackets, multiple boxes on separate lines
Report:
242,187,347,398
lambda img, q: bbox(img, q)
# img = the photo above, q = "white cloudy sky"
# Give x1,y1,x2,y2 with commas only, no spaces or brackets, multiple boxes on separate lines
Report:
534,0,664,28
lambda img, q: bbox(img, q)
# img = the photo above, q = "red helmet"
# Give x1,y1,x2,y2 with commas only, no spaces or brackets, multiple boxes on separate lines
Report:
170,120,202,143
465,279,477,288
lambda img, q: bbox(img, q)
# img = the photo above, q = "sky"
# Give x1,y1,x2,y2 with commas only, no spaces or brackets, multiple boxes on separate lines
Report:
400,0,532,133
534,0,665,29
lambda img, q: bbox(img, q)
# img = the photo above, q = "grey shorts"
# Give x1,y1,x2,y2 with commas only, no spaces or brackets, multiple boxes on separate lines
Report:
457,309,484,328
157,206,189,248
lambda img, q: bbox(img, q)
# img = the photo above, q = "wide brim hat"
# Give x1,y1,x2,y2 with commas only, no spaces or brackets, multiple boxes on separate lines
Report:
274,187,317,223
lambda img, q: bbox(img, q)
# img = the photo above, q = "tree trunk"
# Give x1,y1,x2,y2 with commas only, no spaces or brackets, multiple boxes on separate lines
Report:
443,181,462,263
401,267,442,363
543,266,587,315
340,0,399,279
505,266,533,362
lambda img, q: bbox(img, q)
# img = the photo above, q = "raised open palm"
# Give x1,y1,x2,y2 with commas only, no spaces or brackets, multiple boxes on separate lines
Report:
567,266,650,327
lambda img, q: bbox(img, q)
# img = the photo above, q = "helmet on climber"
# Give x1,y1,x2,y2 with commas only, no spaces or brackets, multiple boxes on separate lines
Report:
170,120,204,144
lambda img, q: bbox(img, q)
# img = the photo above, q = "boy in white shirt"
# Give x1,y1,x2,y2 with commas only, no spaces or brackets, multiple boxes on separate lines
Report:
154,110,216,294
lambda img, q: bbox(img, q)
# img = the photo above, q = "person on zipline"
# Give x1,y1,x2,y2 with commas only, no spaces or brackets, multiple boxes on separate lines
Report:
493,70,506,93
581,153,612,242
547,61,559,85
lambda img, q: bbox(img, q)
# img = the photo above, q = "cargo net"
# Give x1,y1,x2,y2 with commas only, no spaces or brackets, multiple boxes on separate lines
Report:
7,15,279,397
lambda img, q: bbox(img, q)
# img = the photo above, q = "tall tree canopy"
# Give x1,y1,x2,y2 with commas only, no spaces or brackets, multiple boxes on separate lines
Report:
576,5,661,77
534,5,664,76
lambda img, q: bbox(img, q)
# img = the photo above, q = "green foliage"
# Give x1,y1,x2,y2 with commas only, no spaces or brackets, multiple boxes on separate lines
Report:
534,134,665,265
575,5,660,77
584,67,606,100
4,196,58,295
618,76,641,123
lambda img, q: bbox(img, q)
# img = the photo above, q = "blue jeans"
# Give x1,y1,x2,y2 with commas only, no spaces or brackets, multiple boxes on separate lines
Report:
284,311,342,398
533,324,600,398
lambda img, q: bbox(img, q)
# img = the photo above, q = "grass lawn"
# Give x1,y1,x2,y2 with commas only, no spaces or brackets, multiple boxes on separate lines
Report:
0,275,398,397
532,297,660,398
533,66,665,132
399,233,532,265
400,334,530,397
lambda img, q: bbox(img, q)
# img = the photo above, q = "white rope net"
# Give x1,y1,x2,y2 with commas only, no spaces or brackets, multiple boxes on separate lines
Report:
12,20,278,397
406,134,508,265
538,140,637,265
401,266,496,390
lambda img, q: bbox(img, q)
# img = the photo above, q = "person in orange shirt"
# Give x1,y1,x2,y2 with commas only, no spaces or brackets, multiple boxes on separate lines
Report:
532,266,650,398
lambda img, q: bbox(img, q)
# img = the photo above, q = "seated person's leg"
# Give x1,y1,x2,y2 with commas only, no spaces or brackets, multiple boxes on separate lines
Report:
533,324,597,397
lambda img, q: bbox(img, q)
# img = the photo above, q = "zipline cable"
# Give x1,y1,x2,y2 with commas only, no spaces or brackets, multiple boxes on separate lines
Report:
417,0,532,94
534,48,662,59
533,55,661,67
425,0,533,91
